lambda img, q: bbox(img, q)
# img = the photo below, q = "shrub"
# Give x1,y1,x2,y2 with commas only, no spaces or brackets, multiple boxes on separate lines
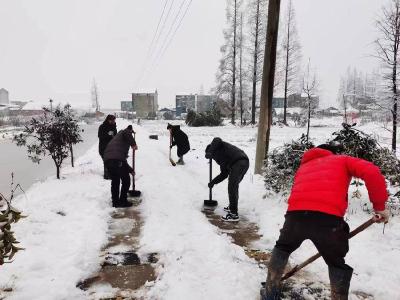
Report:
185,107,223,127
264,134,314,193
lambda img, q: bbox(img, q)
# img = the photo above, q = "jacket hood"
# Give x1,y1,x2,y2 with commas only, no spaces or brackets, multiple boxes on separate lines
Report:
171,125,181,133
103,114,116,124
301,148,333,164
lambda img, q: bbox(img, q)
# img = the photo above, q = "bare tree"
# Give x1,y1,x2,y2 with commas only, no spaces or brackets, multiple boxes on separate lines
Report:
375,0,400,152
91,78,100,112
215,0,242,124
248,0,268,125
302,59,319,142
239,13,245,125
281,0,301,125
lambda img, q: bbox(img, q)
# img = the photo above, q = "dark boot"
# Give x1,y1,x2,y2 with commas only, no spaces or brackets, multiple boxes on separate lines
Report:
329,266,353,300
177,156,184,165
261,248,290,300
113,201,133,208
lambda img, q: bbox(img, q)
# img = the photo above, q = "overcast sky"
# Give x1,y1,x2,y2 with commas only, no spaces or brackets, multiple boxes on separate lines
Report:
0,0,385,109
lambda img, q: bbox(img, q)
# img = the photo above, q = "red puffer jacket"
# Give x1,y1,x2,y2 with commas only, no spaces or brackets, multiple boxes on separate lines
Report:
287,148,388,217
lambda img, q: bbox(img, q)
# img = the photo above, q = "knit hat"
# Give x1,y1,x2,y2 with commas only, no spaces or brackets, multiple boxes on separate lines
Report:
167,123,172,130
316,142,343,154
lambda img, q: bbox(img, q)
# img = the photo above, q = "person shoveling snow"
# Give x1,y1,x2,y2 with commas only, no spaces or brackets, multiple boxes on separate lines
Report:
167,123,190,165
205,137,249,222
104,125,138,208
261,143,390,300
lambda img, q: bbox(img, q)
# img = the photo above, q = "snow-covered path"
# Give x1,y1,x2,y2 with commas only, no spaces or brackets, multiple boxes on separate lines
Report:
132,121,265,299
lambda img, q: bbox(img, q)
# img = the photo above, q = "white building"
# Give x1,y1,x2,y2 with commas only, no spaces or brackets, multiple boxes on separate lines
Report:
0,88,9,105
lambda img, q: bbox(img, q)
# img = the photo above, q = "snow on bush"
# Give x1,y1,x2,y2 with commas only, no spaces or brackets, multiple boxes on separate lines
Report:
265,123,400,214
264,134,314,193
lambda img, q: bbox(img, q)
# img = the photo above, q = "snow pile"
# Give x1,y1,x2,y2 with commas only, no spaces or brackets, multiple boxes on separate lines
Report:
0,145,112,300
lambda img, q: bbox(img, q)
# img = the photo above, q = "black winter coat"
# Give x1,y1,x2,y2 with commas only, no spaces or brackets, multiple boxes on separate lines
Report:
103,128,136,166
170,125,190,157
98,120,117,156
205,137,248,184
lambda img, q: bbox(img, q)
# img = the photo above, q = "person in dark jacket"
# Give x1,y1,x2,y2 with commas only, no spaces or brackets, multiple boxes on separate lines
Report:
261,144,389,300
205,137,249,221
167,123,190,165
103,125,137,208
98,115,117,179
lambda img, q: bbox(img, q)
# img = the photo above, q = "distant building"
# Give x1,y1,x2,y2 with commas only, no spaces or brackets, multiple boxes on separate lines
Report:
272,93,319,109
272,97,285,108
120,101,133,112
176,95,196,117
175,94,217,116
131,91,158,119
197,95,217,113
0,88,9,105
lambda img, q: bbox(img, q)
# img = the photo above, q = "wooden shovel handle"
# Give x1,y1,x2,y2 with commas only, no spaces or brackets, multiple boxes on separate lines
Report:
281,217,376,281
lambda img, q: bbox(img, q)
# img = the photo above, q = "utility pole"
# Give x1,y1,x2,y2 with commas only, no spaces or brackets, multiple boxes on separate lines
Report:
254,0,281,175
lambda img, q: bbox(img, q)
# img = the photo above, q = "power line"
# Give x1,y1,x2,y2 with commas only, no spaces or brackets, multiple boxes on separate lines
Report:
134,0,170,89
142,0,193,85
136,0,176,88
149,0,176,61
152,0,187,64
146,0,169,58
157,0,193,65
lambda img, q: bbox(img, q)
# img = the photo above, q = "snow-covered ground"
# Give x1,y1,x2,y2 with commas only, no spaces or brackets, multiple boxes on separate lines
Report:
0,118,399,300
0,145,113,299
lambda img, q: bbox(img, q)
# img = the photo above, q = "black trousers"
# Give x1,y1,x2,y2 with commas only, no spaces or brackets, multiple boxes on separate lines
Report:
100,154,110,179
105,160,131,203
228,159,249,214
275,210,352,271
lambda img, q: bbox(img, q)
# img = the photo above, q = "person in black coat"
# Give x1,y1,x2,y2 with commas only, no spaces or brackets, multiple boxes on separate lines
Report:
205,137,249,221
167,123,190,165
98,115,117,179
103,125,137,208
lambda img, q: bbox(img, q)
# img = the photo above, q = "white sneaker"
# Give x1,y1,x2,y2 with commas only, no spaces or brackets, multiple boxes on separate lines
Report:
221,212,239,222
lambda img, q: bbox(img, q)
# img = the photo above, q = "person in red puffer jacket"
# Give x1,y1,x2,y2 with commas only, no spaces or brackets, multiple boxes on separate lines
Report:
261,144,389,300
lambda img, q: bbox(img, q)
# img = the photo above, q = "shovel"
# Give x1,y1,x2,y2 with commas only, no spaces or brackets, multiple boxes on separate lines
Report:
128,131,141,197
169,133,176,166
280,217,376,281
204,158,218,208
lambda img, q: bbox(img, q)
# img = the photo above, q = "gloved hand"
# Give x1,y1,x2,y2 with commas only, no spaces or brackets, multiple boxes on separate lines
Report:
373,209,390,223
108,131,114,136
170,145,173,149
208,181,214,189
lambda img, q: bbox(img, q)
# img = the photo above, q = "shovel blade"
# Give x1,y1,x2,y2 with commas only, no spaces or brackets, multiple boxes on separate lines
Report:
203,200,218,207
128,190,141,197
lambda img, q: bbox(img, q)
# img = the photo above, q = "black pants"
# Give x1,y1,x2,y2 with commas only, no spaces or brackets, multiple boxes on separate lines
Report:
275,211,352,271
105,160,131,203
100,154,110,179
228,159,249,214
